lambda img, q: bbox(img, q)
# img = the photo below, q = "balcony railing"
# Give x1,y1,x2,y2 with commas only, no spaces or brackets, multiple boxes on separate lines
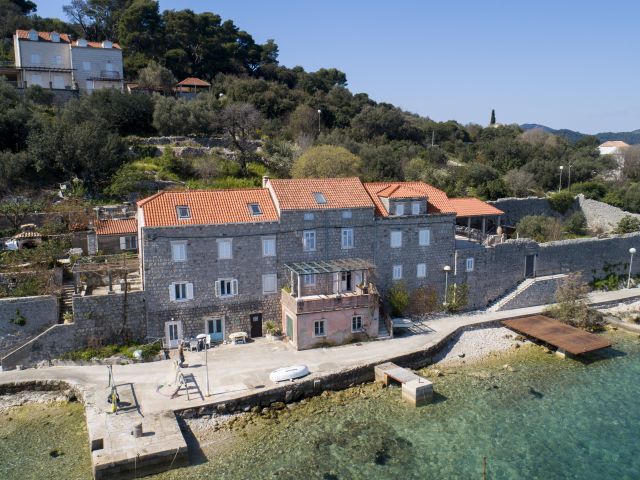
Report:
282,283,378,315
88,70,121,80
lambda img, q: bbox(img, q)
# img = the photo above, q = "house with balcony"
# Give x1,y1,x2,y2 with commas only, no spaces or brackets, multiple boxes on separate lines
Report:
136,177,504,350
11,29,123,93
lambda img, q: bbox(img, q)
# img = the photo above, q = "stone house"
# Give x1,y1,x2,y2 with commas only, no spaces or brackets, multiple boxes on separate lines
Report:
92,217,138,255
12,29,123,93
137,177,504,350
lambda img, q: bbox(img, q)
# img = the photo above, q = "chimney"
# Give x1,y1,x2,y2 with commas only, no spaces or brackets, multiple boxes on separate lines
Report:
262,175,270,188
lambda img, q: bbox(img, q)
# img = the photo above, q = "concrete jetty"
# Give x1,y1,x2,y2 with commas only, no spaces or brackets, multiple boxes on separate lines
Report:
374,362,433,406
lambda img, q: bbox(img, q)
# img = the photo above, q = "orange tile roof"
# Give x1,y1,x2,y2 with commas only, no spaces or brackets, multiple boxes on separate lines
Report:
16,30,72,43
267,178,374,211
95,218,137,236
449,198,504,217
137,189,279,227
177,77,211,87
364,182,456,215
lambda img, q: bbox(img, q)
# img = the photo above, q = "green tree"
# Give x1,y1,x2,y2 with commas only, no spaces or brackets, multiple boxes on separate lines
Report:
0,198,45,230
136,60,176,94
219,103,263,176
564,211,587,236
291,145,361,178
548,191,576,214
516,215,564,243
118,0,163,76
490,109,496,125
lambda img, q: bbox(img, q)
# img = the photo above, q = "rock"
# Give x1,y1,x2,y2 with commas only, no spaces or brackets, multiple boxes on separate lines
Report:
284,390,293,403
271,402,286,410
458,353,466,358
182,409,196,419
251,406,261,413
216,404,227,414
514,343,520,349
242,405,251,412
503,364,516,372
49,449,63,458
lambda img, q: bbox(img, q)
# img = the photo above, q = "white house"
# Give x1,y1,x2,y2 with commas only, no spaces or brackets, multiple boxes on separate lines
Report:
598,140,629,156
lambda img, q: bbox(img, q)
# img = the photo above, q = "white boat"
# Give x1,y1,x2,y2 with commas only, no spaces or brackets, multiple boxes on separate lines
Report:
269,365,310,382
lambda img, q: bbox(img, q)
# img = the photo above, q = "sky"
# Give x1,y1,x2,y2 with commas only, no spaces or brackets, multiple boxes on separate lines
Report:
35,0,640,134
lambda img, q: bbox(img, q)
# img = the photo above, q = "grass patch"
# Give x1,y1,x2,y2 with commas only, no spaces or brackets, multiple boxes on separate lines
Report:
60,342,161,362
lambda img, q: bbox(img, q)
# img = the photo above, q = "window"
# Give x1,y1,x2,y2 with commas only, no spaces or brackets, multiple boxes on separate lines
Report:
313,192,327,204
217,239,232,259
395,203,405,216
30,74,43,87
466,257,475,272
52,75,64,89
303,274,316,286
390,230,402,248
119,235,137,250
262,274,278,294
51,55,62,65
176,206,190,219
262,237,276,257
412,202,421,215
30,53,40,65
303,230,316,251
105,61,113,71
170,282,193,302
417,263,427,278
171,242,187,262
314,320,326,337
86,80,94,90
82,61,91,71
50,33,60,43
248,203,262,216
215,278,238,297
303,212,315,221
393,264,403,280
352,316,363,332
342,210,352,219
341,228,354,249
419,229,431,246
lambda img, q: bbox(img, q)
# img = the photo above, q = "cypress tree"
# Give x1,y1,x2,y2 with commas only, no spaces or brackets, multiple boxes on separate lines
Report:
490,109,496,125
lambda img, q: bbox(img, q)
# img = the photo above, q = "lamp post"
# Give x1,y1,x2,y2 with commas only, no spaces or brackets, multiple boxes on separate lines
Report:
628,247,636,289
204,339,210,396
567,162,574,189
558,165,564,191
317,109,322,133
443,265,451,305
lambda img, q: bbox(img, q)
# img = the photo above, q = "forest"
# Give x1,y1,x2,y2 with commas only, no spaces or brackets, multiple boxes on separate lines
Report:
2,0,640,218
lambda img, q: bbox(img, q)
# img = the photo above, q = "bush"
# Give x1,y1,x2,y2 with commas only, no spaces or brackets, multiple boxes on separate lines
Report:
444,283,468,313
10,309,26,326
548,191,576,214
544,273,605,331
516,215,564,243
564,212,587,236
614,216,640,234
387,281,409,317
569,181,609,200
407,285,440,317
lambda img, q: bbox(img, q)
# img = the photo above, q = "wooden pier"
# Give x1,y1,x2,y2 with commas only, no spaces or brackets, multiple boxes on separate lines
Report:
374,362,433,406
503,315,612,357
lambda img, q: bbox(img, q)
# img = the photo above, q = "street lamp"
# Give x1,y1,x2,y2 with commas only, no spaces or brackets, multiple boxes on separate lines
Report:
317,109,322,133
558,165,564,192
204,338,210,396
628,247,636,289
218,92,224,99
443,265,451,305
567,162,574,189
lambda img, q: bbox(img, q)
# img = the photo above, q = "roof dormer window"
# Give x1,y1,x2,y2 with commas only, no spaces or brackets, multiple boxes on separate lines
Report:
102,40,113,49
313,192,327,205
77,38,88,47
28,30,38,41
248,203,262,216
50,32,60,42
176,206,191,219
395,203,405,216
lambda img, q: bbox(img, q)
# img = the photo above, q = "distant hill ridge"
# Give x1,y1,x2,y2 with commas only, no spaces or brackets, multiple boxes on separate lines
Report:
521,124,640,145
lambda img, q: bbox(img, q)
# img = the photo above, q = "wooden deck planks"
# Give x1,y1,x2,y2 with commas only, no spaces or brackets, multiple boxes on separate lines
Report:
502,315,612,355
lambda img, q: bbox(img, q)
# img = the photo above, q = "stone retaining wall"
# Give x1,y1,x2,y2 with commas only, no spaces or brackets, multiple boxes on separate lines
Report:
495,275,566,311
577,195,640,233
488,197,565,226
0,295,59,356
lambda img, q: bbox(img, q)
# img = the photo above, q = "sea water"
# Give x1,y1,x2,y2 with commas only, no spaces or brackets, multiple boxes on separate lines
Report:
1,331,639,479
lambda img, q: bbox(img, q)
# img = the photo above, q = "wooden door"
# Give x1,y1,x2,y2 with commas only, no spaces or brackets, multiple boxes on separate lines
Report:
250,313,263,338
525,255,536,278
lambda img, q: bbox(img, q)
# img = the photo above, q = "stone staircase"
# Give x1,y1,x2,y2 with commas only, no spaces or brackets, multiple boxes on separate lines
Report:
59,280,75,324
488,273,567,312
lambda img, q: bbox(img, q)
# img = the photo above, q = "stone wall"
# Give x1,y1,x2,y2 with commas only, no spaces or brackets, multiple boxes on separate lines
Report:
495,274,566,311
488,197,565,226
1,290,146,369
577,195,640,233
0,295,59,356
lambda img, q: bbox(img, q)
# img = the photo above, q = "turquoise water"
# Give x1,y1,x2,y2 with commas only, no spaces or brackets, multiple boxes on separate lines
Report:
1,332,639,479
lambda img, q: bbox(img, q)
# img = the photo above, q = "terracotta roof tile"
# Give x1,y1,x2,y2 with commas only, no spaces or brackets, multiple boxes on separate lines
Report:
364,182,456,215
267,178,374,211
95,218,137,235
138,189,279,227
177,77,211,87
449,198,504,217
16,30,72,43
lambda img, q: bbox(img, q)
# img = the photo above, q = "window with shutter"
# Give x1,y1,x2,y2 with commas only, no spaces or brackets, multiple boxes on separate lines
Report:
262,237,276,257
390,231,402,248
262,274,277,294
303,230,316,251
218,239,232,259
341,228,354,249
171,242,187,262
392,265,403,280
119,237,127,250
412,202,421,215
169,284,176,301
419,229,431,246
186,283,194,300
417,263,427,278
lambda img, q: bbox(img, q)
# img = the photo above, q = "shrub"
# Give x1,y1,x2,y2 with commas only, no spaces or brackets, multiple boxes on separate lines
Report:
569,181,609,200
548,191,576,214
264,320,277,334
544,273,605,331
407,285,440,318
564,212,587,236
614,215,640,234
10,309,26,326
444,283,468,313
516,215,564,243
387,281,409,317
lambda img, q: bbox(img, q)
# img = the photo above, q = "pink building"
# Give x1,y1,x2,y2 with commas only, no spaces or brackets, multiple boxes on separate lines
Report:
281,259,380,350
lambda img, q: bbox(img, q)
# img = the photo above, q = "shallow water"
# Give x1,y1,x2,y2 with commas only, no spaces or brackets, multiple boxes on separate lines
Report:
2,332,639,479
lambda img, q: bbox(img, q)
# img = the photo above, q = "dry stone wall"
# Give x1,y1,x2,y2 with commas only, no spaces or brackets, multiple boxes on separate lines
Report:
577,195,640,233
488,197,565,226
0,295,59,356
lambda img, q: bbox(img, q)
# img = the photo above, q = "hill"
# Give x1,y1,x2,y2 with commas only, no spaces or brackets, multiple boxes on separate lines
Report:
521,124,640,145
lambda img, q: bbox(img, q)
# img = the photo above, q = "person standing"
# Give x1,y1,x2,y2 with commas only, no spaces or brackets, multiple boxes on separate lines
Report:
178,341,185,368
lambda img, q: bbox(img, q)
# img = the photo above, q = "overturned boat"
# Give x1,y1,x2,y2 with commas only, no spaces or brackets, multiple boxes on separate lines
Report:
269,365,310,382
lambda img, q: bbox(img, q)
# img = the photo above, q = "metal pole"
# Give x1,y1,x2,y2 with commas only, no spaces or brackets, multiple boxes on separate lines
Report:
568,165,572,189
628,252,635,289
558,167,563,192
205,341,210,396
444,270,449,304
317,109,321,133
